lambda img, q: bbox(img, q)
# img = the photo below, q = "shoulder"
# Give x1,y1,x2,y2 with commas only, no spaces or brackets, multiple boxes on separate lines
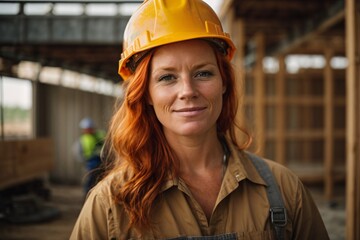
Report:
244,151,301,188
243,152,323,225
75,172,128,222
71,172,131,239
242,151,304,210
263,157,300,184
245,153,321,221
84,175,116,210
89,171,124,200
88,165,133,202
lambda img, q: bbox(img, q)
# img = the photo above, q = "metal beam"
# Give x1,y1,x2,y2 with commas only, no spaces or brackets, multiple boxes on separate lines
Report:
0,0,142,3
0,15,130,44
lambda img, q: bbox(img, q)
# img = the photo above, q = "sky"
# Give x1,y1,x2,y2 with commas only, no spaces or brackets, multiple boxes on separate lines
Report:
1,77,32,109
203,0,222,13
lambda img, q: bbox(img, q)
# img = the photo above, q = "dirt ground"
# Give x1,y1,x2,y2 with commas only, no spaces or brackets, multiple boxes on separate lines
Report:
0,184,83,240
0,183,345,240
310,186,346,240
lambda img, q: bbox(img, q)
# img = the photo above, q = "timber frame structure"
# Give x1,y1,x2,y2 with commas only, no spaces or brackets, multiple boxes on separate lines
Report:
219,0,359,238
0,0,359,239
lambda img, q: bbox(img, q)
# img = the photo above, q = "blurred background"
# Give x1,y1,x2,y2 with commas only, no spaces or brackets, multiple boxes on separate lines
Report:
0,0,359,239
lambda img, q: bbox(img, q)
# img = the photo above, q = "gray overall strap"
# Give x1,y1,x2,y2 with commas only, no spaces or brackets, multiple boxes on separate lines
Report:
245,151,287,240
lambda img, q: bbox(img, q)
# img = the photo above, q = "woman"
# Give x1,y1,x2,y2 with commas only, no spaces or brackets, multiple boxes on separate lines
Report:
70,0,329,239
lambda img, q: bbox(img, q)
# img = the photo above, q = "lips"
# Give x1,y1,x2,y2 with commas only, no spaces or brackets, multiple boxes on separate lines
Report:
173,107,207,112
173,107,207,117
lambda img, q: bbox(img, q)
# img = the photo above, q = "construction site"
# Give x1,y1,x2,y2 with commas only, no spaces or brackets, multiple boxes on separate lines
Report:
0,0,359,239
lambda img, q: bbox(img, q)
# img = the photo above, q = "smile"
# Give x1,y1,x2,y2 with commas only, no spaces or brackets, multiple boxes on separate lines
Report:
173,107,207,116
174,107,206,112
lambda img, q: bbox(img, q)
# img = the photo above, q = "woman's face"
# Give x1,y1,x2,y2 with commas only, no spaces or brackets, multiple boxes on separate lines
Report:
148,39,225,138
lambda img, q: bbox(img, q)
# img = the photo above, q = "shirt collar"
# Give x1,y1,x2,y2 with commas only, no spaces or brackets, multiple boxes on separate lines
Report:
225,140,267,186
160,136,267,194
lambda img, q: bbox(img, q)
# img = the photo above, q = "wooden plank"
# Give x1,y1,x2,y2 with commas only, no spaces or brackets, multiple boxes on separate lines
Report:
268,3,345,56
282,97,324,105
289,162,346,184
275,55,286,165
233,19,248,143
268,130,324,139
16,138,54,175
0,138,54,190
302,78,312,164
324,48,334,200
247,96,345,105
0,141,17,184
267,130,345,139
240,1,321,11
345,0,360,239
253,32,265,155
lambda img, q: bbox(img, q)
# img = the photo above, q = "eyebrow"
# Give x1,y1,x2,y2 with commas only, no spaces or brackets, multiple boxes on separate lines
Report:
153,62,216,72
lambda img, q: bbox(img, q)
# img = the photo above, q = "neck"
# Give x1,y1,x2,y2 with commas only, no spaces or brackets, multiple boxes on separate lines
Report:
165,132,225,175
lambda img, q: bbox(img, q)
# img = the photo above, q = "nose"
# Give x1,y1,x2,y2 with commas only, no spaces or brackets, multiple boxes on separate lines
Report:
179,77,198,100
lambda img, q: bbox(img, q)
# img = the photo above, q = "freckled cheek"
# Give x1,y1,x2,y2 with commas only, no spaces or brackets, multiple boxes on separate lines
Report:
207,92,224,113
212,96,223,109
151,93,174,114
206,87,224,102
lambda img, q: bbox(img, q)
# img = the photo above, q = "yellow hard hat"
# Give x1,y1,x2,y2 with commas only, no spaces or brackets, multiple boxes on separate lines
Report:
118,0,236,80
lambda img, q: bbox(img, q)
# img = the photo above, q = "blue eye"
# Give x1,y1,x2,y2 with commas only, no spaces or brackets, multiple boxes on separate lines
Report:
195,71,213,78
159,74,175,82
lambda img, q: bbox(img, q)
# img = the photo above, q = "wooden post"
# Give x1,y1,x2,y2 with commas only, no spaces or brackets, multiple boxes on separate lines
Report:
233,19,245,86
346,0,360,239
276,55,286,165
254,32,265,155
324,48,334,201
233,19,247,141
303,76,311,164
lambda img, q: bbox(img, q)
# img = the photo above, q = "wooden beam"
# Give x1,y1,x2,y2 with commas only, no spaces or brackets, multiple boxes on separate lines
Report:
288,34,345,54
275,55,285,165
324,48,334,201
239,0,320,12
0,138,54,190
231,17,248,144
345,0,360,238
233,19,245,107
244,0,345,67
240,19,293,29
253,32,265,155
303,77,312,164
270,1,344,56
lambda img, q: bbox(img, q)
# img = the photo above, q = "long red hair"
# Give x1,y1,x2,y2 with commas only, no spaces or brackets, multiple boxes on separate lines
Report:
105,42,251,229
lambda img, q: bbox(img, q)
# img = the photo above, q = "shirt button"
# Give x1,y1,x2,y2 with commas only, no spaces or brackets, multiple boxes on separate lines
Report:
235,173,241,181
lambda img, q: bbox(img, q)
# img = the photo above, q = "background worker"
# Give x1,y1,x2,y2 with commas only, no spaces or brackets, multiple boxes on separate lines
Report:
78,117,105,194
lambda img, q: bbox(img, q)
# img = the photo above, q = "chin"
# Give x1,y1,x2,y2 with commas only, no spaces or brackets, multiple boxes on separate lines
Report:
173,125,213,137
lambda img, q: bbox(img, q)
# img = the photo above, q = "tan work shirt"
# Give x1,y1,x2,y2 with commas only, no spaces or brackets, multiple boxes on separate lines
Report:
70,141,329,239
